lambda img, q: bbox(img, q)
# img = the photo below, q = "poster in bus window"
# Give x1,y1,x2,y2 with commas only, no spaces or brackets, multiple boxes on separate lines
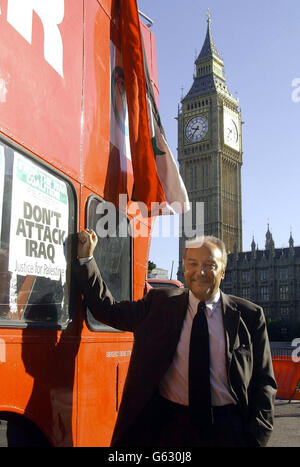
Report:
8,152,69,283
0,145,4,240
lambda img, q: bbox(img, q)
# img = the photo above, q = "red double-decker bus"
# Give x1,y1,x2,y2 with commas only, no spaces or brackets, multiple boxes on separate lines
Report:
0,0,158,446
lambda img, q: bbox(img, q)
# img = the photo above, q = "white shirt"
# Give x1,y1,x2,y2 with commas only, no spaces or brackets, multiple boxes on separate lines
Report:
78,257,93,265
159,289,236,407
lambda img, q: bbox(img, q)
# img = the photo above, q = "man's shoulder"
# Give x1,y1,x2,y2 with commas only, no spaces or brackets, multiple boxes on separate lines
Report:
147,287,188,301
222,291,262,313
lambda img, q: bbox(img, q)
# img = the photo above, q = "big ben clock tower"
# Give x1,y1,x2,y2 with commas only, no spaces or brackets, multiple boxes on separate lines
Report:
178,12,243,282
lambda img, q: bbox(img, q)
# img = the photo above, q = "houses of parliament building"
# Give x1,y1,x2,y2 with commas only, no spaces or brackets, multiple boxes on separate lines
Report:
177,13,300,339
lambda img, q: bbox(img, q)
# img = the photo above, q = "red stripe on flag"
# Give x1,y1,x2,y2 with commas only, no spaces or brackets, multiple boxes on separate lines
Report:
120,0,166,212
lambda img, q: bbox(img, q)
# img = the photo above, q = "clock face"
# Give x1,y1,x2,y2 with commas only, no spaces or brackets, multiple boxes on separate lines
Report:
225,119,238,144
185,116,208,142
223,108,240,150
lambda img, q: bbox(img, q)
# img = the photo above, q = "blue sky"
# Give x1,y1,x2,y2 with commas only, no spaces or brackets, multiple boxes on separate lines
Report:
138,0,300,278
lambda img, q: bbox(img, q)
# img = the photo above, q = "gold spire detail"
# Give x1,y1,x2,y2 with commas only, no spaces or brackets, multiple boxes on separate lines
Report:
207,8,211,25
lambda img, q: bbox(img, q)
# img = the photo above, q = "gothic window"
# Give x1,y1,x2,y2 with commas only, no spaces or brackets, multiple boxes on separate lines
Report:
189,166,197,189
202,164,208,188
241,271,250,282
242,287,250,300
189,166,193,189
260,286,269,301
279,268,288,281
280,307,289,317
279,285,289,300
259,269,268,281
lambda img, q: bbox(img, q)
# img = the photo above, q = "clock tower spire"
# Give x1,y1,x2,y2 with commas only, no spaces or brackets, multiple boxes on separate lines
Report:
195,9,223,70
177,13,243,282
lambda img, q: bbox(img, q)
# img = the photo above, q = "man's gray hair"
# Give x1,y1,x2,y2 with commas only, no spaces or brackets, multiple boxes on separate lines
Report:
183,235,227,268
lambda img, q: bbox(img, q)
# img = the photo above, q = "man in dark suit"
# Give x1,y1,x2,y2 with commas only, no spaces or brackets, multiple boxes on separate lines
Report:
74,229,277,447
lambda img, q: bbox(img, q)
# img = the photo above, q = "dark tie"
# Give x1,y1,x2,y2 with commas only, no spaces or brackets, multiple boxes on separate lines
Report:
189,301,213,429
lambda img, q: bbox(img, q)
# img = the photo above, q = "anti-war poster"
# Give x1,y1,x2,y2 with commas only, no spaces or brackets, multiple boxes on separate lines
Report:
8,152,69,283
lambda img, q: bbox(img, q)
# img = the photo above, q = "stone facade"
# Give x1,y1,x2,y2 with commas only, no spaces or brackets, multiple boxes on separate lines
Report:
222,228,300,340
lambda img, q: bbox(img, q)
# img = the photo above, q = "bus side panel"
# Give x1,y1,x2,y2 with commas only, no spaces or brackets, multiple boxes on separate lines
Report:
77,339,131,447
81,0,111,196
0,333,79,446
0,0,83,179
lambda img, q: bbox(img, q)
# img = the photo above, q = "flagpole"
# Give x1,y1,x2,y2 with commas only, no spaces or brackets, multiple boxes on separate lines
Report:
170,260,174,280
138,10,154,28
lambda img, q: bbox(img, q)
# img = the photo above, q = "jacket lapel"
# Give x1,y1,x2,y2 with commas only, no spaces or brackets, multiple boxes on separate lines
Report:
221,291,241,363
169,289,190,333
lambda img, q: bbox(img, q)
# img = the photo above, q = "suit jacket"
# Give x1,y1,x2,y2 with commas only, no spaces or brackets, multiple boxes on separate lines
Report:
74,258,277,447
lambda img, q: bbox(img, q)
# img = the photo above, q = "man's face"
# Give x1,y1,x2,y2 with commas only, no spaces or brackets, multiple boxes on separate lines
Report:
183,242,225,301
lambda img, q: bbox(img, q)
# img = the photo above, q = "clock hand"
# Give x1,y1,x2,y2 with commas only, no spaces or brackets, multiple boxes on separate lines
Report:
191,126,199,136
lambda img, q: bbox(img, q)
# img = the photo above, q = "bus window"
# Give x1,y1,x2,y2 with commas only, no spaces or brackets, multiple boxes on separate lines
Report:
0,141,76,328
85,196,132,332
